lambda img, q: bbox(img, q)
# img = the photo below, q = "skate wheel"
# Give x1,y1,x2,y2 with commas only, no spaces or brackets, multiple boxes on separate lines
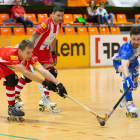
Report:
130,113,133,118
133,113,138,118
7,116,11,122
120,89,123,93
39,106,45,112
15,117,19,122
20,117,25,122
126,112,129,117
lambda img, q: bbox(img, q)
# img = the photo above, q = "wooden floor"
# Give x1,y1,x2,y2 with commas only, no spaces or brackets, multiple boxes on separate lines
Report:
0,68,140,140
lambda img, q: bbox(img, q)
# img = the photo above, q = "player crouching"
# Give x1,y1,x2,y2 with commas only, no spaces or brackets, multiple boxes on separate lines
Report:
0,40,67,122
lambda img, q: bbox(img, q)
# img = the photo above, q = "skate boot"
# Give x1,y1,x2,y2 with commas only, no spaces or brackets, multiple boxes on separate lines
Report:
126,101,138,118
7,103,25,122
39,95,57,112
15,94,24,110
120,89,127,108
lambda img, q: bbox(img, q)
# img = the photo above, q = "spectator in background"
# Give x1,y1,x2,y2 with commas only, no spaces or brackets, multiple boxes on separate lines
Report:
86,0,106,26
11,0,34,30
96,2,113,27
43,0,54,5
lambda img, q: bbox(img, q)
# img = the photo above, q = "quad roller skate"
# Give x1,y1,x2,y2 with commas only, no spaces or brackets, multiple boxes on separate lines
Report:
7,103,25,122
126,101,138,118
15,94,24,110
39,95,57,112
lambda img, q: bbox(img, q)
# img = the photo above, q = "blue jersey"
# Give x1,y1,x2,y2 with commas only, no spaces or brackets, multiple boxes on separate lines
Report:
111,40,140,64
112,40,140,77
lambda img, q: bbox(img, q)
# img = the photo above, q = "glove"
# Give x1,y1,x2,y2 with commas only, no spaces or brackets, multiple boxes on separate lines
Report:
125,76,134,90
51,51,57,66
133,81,138,91
56,82,67,98
42,81,57,92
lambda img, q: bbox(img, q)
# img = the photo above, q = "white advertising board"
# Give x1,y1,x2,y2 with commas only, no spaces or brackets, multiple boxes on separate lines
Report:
90,35,130,66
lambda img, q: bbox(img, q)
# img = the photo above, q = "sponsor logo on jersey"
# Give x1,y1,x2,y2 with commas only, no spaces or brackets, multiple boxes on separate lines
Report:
41,22,47,29
11,56,18,60
32,56,37,63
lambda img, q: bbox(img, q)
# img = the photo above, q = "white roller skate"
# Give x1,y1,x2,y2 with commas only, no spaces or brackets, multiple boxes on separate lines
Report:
120,89,127,108
126,101,138,118
7,103,25,122
39,95,57,112
15,94,24,110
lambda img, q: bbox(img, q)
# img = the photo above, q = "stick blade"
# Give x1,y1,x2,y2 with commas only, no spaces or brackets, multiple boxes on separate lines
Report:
96,114,108,123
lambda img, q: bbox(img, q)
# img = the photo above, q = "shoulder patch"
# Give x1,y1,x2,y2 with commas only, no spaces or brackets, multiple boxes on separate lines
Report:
41,22,47,29
11,56,18,60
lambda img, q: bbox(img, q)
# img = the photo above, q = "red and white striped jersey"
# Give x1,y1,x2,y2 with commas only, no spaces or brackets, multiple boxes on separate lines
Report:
0,47,38,67
34,17,62,52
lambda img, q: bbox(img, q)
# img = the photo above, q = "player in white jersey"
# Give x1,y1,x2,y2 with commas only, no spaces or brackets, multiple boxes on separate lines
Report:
15,6,65,111
111,27,140,117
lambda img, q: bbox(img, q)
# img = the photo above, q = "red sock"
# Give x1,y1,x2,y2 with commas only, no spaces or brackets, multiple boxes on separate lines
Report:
15,77,26,95
6,86,15,105
43,85,50,95
43,66,54,96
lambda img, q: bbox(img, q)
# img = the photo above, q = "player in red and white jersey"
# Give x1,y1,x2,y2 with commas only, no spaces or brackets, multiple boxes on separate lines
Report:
15,6,65,111
0,40,67,121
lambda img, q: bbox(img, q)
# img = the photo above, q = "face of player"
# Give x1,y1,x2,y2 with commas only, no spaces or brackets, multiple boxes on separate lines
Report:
18,47,33,61
131,34,140,48
52,11,64,24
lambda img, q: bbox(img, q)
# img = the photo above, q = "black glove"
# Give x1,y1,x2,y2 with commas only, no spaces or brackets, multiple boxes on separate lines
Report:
56,83,67,98
42,81,57,92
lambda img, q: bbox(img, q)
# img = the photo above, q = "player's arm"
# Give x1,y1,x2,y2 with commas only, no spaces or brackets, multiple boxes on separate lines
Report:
118,45,132,78
30,31,40,46
35,64,68,97
121,59,130,78
14,64,44,83
30,21,49,46
12,64,57,91
51,38,57,65
35,65,58,84
119,59,133,88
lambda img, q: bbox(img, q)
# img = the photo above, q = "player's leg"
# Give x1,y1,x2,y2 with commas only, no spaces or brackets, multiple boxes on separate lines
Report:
0,64,24,121
113,60,128,107
38,50,57,111
39,64,57,111
15,67,32,109
125,63,139,117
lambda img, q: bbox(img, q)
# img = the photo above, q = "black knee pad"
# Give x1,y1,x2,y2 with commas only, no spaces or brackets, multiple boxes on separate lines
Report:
48,68,57,78
4,74,19,87
22,75,32,83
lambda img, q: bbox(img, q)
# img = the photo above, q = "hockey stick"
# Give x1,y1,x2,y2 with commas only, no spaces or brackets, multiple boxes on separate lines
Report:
102,85,132,125
63,94,108,123
29,65,62,114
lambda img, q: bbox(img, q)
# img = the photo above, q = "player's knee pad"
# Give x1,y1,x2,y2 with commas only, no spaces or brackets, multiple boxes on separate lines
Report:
22,75,32,83
4,74,19,87
48,68,57,78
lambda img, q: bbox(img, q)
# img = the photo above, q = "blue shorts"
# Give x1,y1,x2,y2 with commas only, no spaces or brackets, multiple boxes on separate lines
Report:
113,60,139,77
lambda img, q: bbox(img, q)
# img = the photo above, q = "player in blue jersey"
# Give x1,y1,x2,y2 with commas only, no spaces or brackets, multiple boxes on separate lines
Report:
111,27,140,117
